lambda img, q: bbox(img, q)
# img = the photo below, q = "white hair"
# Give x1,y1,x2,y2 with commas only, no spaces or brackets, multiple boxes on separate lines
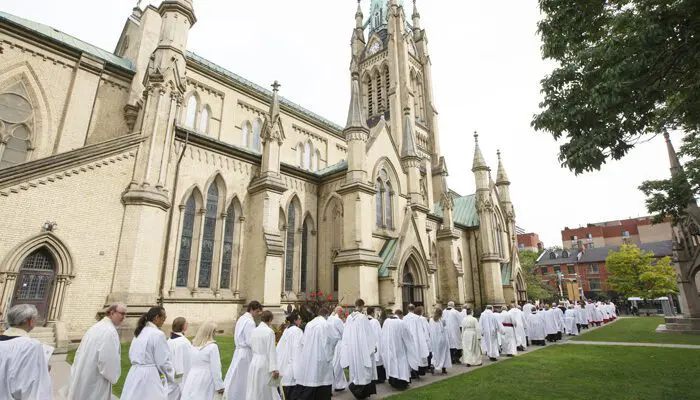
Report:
447,301,455,308
105,303,126,314
6,304,38,328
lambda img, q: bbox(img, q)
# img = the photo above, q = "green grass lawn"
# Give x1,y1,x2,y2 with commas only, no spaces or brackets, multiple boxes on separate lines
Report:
386,345,700,400
571,317,700,345
67,335,235,397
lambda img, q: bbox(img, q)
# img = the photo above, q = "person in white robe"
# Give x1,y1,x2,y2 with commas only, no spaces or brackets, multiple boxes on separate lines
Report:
296,308,339,400
366,307,385,384
594,304,605,326
428,308,452,374
459,308,482,366
276,312,303,400
168,316,192,399
553,304,566,340
180,321,225,400
0,304,52,400
526,308,546,346
478,305,503,361
328,306,348,392
508,304,527,351
122,306,176,400
522,301,534,316
403,304,430,377
67,303,125,400
575,303,588,330
542,305,558,342
564,305,579,336
380,311,420,391
246,311,280,400
223,300,262,400
443,301,463,363
500,309,518,357
585,301,598,326
340,299,377,399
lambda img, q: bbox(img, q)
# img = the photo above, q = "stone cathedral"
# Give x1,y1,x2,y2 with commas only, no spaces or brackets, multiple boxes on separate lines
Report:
0,0,525,347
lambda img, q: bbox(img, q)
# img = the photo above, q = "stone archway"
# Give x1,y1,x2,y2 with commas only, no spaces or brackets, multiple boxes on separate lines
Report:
514,271,527,303
399,251,429,312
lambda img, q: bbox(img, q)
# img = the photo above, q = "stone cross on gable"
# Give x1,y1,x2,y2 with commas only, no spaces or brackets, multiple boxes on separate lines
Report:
271,80,281,92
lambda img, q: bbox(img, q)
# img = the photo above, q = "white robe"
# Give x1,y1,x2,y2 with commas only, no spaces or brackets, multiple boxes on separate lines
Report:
296,316,339,387
526,312,546,341
0,327,53,400
460,315,482,366
443,308,462,349
500,311,518,356
246,322,280,400
509,308,527,349
223,312,256,400
564,309,579,335
554,307,566,332
67,317,121,400
403,312,430,367
522,303,534,316
276,325,303,387
340,311,377,386
478,310,503,358
368,318,383,366
428,318,452,369
585,303,597,323
575,305,588,325
379,319,420,382
543,309,558,335
328,315,348,390
122,322,176,400
180,342,224,400
168,333,192,399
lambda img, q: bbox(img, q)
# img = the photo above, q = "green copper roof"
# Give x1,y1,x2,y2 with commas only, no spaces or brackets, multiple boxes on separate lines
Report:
378,238,398,278
315,160,347,177
0,11,134,72
186,51,344,134
433,194,479,228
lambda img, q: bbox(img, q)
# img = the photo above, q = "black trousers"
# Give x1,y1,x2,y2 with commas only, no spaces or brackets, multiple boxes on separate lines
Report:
349,382,377,399
388,377,409,390
296,385,332,400
374,365,386,384
449,348,462,363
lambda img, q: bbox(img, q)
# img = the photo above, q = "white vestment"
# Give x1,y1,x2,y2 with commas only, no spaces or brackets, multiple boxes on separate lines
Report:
223,312,256,400
478,310,503,358
585,303,597,323
340,311,377,386
67,317,121,400
296,316,339,387
575,305,588,325
460,315,482,366
245,322,280,400
379,319,420,382
526,311,546,341
168,333,192,399
428,318,452,369
0,327,53,400
276,325,303,387
543,309,558,335
403,312,430,367
443,308,462,349
564,309,579,335
180,342,224,400
522,303,534,316
328,314,348,390
122,322,176,400
594,307,604,323
554,307,566,332
368,317,383,366
500,311,518,356
509,308,527,348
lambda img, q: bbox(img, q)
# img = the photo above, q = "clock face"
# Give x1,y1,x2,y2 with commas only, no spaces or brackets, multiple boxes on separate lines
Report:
368,41,381,56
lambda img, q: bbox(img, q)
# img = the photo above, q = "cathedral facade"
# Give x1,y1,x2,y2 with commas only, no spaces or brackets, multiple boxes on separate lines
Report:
0,0,525,347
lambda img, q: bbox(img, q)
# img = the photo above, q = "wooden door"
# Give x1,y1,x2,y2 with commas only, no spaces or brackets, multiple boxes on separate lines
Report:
11,248,55,326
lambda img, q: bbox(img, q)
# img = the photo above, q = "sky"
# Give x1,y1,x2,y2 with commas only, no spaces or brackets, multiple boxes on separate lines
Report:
2,0,681,247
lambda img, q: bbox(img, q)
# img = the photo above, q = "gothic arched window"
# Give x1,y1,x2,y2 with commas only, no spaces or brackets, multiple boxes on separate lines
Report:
284,203,296,292
252,118,262,152
241,121,251,148
295,143,302,167
199,106,209,134
301,218,310,292
384,181,393,229
375,179,383,228
375,168,395,230
384,66,390,112
199,184,219,288
220,201,235,289
184,95,197,129
0,83,34,169
303,141,312,170
367,77,374,117
176,195,196,287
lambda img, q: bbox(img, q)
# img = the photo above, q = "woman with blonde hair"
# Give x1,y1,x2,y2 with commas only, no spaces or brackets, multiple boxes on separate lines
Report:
180,321,225,400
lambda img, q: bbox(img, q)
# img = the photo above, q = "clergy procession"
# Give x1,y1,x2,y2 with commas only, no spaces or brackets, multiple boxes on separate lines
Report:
0,298,618,399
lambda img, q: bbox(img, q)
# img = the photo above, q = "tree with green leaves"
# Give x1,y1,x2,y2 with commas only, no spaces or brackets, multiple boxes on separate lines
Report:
533,0,700,220
606,244,678,299
519,249,557,301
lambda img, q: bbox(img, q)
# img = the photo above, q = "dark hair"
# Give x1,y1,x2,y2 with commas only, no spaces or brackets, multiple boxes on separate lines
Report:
247,300,263,312
318,307,330,317
286,311,300,325
171,317,187,333
135,306,165,337
394,309,404,317
367,306,376,316
261,310,273,323
415,306,423,316
355,298,365,308
432,307,442,321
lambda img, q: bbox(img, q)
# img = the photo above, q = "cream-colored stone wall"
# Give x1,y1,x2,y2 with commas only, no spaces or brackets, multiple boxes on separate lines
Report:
86,76,131,144
0,150,136,336
638,222,672,244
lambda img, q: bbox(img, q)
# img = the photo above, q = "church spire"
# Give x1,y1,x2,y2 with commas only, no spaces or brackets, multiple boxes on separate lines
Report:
472,131,489,172
496,149,510,185
400,107,418,158
355,0,364,28
412,0,421,29
664,131,682,177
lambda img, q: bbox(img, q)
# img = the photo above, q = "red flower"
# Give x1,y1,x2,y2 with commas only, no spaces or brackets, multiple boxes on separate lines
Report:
310,292,316,298
318,291,324,297
328,294,333,301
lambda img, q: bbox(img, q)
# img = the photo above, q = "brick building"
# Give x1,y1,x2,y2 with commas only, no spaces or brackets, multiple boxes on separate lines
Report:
561,216,672,250
517,232,543,253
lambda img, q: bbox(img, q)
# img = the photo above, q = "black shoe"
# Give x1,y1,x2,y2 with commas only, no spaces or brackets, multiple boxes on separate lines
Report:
442,368,447,374
489,357,498,361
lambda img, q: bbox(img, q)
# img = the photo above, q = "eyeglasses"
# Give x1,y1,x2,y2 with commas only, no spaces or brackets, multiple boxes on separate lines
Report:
115,311,127,316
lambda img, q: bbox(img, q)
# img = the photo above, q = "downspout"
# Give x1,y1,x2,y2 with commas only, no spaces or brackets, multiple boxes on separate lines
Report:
158,126,190,306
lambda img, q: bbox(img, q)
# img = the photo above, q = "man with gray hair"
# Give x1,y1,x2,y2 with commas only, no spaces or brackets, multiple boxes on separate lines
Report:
66,303,126,400
0,304,53,399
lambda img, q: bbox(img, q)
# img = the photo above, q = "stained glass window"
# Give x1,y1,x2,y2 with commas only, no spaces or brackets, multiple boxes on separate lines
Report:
176,196,196,287
21,248,54,270
300,220,309,292
384,182,393,229
375,180,383,227
16,274,52,300
220,202,235,289
199,184,218,288
284,204,296,291
0,85,33,169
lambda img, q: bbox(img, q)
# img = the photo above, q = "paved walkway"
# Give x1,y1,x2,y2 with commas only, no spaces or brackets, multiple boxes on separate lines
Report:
566,340,700,349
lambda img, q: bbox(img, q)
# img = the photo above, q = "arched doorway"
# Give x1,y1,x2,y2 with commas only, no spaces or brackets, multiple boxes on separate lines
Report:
402,258,424,312
11,248,55,325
